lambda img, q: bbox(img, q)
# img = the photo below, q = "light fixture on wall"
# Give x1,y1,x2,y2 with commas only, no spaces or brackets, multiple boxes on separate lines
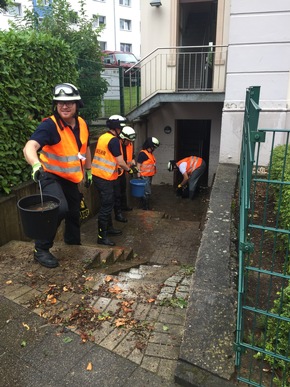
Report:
150,1,162,7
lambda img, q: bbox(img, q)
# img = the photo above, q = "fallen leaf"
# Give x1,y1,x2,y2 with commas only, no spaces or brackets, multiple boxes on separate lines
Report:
105,275,113,282
26,272,33,277
163,325,169,331
21,340,27,347
5,280,12,285
22,323,30,330
63,286,69,292
85,276,94,282
115,318,127,327
109,285,123,294
63,337,73,343
147,298,155,303
86,362,93,371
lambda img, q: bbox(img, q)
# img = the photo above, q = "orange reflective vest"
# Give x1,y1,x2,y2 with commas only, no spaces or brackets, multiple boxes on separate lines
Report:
39,115,89,183
139,150,156,177
176,156,203,175
91,132,119,181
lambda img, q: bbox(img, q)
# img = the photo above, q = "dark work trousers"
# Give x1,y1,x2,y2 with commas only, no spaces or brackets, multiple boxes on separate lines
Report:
188,160,206,199
119,172,128,208
113,176,122,215
93,175,115,227
35,172,81,250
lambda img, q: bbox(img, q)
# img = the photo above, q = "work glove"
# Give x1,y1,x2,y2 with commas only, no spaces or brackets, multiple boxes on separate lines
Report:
31,162,43,182
176,184,183,197
80,193,90,221
84,169,92,188
131,166,139,174
127,168,134,175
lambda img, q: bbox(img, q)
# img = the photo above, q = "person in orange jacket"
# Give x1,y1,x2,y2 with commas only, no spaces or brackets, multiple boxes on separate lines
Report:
23,83,92,268
118,126,136,212
91,115,134,246
168,156,206,199
136,137,160,210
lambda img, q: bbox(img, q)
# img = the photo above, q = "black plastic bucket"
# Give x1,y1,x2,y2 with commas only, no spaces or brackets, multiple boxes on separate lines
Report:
130,179,146,197
17,194,60,240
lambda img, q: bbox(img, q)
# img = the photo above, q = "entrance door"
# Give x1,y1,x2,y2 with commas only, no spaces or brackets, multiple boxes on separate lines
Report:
175,119,210,187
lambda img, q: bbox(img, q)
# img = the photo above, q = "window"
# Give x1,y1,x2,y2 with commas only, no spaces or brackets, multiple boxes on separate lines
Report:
2,3,22,16
99,41,107,51
120,19,131,31
119,0,131,6
93,15,106,28
120,43,132,52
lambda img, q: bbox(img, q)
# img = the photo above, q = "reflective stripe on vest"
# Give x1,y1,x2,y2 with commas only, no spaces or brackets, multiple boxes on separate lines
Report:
140,150,156,177
91,132,119,180
39,115,89,183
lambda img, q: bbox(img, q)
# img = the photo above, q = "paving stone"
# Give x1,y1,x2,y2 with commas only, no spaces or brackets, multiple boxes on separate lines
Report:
134,302,151,320
153,322,184,337
12,288,42,306
146,305,161,321
175,291,189,299
99,326,128,351
92,321,115,344
5,284,33,300
127,346,144,364
157,359,178,380
91,297,111,311
160,286,175,294
176,285,189,292
114,331,136,357
163,280,177,287
145,342,180,359
158,313,185,325
141,355,160,372
149,331,181,345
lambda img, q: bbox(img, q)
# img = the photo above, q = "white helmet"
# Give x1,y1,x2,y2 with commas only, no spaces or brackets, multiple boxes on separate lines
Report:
151,137,160,148
168,160,176,172
53,83,82,102
106,115,126,129
119,126,136,141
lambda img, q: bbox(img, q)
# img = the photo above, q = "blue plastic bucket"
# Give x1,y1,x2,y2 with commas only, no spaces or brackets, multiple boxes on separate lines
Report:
130,179,146,198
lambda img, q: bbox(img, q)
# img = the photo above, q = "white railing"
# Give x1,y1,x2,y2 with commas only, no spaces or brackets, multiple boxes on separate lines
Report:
125,45,227,105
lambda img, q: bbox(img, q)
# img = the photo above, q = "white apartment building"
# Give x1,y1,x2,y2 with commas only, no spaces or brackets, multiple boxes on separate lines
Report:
0,0,140,57
126,0,290,188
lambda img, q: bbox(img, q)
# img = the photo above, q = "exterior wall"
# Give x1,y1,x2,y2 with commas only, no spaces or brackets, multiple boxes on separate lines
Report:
220,0,290,164
0,0,141,58
133,102,222,186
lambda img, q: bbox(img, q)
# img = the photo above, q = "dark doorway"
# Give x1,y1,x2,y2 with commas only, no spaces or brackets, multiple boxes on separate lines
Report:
175,119,210,187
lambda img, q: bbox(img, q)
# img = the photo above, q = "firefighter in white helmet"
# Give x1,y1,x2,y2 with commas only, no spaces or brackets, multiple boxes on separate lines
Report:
118,126,137,211
91,115,134,246
136,137,160,210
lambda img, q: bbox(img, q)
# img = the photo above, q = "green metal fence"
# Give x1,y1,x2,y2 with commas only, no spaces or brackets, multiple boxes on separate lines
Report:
236,86,290,386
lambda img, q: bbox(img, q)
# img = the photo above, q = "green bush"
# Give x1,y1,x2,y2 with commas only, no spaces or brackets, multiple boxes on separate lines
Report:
0,30,78,194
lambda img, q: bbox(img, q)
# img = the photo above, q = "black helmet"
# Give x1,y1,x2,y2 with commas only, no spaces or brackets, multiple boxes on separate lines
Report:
106,114,126,130
168,160,176,172
143,136,160,149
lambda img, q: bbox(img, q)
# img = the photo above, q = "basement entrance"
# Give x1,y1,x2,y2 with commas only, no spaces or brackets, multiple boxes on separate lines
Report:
175,119,210,187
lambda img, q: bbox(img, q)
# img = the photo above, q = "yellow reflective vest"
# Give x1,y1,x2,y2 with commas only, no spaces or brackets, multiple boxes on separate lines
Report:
91,132,119,181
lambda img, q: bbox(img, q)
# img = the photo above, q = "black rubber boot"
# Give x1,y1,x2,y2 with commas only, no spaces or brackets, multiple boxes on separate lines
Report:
115,211,128,223
34,248,59,268
98,223,115,246
141,197,150,210
107,218,122,235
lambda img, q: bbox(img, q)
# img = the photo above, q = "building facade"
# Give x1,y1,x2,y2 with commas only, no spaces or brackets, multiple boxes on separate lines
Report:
127,0,290,188
0,0,140,57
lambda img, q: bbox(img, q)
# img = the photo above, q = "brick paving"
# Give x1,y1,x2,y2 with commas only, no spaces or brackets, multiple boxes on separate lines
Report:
0,193,204,384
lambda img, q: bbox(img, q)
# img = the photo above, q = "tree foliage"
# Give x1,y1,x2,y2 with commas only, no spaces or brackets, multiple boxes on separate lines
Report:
10,0,108,123
0,30,78,194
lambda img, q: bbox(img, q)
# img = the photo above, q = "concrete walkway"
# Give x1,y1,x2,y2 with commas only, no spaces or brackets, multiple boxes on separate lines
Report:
0,163,238,386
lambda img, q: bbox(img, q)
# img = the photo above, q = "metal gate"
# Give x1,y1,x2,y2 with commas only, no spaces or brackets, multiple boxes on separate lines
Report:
236,86,290,386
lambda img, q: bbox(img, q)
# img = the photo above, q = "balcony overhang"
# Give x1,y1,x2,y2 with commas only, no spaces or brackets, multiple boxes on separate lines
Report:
127,92,225,122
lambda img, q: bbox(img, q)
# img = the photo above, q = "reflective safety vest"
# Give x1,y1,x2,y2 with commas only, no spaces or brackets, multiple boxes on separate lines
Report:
139,150,156,177
39,115,89,183
91,132,119,181
176,156,203,175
